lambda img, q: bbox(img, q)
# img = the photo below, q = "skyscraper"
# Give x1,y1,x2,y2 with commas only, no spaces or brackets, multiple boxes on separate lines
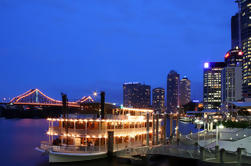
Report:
179,76,191,107
152,88,165,113
222,48,243,103
203,62,225,110
123,82,151,108
166,70,180,113
231,13,241,49
238,0,251,99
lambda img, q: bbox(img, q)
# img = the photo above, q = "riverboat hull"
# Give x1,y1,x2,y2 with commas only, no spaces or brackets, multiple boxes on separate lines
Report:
49,151,107,163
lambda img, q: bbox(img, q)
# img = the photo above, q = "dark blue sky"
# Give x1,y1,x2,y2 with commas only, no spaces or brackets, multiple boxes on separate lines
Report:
0,0,238,103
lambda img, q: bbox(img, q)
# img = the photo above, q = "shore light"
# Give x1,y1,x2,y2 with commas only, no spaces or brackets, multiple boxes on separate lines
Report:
218,124,224,129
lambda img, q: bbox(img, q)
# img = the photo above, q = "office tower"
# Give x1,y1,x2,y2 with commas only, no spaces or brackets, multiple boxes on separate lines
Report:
203,62,225,110
224,47,243,66
179,76,191,107
238,0,251,99
231,13,241,49
166,70,180,113
222,48,243,103
123,82,151,108
152,88,165,113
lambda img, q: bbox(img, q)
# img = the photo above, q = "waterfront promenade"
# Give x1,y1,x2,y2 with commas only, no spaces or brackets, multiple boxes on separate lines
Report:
146,130,251,165
115,128,251,165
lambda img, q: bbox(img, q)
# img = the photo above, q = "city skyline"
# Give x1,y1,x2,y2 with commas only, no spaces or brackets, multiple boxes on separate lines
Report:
0,0,238,103
1,1,251,165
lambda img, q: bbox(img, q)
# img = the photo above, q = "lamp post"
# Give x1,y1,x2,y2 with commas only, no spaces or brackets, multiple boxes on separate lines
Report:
216,124,224,146
197,120,203,144
93,91,98,101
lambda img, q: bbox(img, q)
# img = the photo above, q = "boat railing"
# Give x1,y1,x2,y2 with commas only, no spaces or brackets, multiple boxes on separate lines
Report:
49,126,153,137
113,141,145,152
185,131,216,141
220,128,251,141
51,145,107,153
40,141,51,151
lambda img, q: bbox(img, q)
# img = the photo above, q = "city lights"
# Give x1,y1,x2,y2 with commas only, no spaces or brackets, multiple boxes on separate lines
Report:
225,52,230,58
238,51,243,56
204,62,209,69
2,0,251,164
93,91,98,97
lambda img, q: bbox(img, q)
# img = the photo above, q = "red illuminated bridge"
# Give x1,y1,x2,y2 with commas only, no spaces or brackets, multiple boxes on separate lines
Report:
10,89,94,107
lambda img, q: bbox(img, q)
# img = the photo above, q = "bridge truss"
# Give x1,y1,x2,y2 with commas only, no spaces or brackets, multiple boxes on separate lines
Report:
10,89,93,107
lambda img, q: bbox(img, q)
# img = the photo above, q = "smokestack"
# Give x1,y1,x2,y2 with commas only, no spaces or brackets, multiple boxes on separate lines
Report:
61,93,68,118
101,91,105,119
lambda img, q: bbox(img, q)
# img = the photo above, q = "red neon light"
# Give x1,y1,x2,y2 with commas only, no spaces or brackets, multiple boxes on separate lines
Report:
225,52,230,59
14,102,80,107
15,89,37,102
10,89,34,102
238,51,243,56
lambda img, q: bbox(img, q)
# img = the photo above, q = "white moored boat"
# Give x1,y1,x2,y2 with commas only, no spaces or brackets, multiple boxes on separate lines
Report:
37,104,161,163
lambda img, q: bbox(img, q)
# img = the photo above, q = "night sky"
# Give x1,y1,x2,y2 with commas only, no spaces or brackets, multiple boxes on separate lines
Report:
0,0,237,104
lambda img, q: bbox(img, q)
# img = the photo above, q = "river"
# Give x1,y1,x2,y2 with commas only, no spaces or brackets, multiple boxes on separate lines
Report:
0,118,198,166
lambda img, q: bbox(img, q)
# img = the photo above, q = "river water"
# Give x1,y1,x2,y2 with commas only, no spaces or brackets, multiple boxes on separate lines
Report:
0,118,198,166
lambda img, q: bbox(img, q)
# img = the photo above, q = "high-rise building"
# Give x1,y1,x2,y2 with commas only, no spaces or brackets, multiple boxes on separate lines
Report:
222,48,243,103
123,82,151,108
231,13,241,49
224,47,243,66
152,88,165,113
166,70,180,113
179,76,191,107
203,62,225,110
238,0,251,99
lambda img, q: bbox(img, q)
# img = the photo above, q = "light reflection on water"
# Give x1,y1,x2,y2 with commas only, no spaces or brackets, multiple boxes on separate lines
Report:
0,118,197,166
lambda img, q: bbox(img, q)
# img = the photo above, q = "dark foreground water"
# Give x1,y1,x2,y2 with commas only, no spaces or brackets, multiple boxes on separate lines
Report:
0,118,198,166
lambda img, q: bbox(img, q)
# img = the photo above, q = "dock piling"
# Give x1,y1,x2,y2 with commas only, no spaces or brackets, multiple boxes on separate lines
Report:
200,147,205,161
146,112,150,146
156,112,159,145
170,113,173,138
108,131,114,157
215,145,220,161
163,113,167,145
152,113,156,145
237,148,245,163
220,149,225,163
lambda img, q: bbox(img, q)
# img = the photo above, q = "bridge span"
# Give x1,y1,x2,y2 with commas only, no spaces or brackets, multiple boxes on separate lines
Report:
9,89,94,107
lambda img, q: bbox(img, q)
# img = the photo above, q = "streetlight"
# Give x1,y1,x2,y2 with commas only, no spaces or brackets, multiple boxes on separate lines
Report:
93,91,98,97
216,124,224,146
196,120,204,144
92,91,98,102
